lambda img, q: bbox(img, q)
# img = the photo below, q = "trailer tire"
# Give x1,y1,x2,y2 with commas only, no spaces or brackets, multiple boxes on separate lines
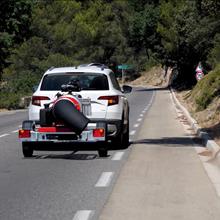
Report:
111,116,129,149
22,143,33,157
122,119,129,149
98,149,108,157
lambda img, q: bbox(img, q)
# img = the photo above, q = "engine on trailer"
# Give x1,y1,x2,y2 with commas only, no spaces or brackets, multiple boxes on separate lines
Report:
40,80,90,134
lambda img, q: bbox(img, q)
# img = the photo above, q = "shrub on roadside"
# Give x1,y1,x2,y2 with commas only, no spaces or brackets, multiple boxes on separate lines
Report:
0,92,22,110
191,66,220,111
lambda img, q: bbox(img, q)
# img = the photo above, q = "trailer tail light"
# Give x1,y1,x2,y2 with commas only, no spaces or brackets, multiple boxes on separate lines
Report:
98,95,119,106
19,130,31,138
32,96,50,106
93,128,105,137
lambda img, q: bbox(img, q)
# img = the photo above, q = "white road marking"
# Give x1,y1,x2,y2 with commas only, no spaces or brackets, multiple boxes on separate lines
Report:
137,118,142,122
134,123,139,128
18,125,22,128
11,130,18,133
129,130,136,135
140,114,144,117
0,133,10,138
72,210,94,220
142,110,146,113
111,152,125,161
95,172,114,187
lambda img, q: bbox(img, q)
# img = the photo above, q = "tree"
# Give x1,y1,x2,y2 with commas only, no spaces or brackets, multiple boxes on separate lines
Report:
157,0,220,87
128,2,160,70
0,0,33,79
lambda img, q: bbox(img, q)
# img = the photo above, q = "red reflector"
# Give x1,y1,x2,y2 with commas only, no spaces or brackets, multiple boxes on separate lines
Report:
19,130,31,138
98,95,119,106
38,127,73,132
32,96,50,106
93,128,105,137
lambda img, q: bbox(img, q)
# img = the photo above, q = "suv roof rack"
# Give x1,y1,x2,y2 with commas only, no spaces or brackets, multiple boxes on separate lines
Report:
78,63,108,69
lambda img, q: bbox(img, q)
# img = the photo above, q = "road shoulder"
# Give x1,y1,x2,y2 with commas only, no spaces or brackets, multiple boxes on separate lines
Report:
99,88,220,220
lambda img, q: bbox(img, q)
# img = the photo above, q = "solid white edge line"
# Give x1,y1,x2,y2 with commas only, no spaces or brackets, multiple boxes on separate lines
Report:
95,172,114,187
134,123,139,128
0,133,10,138
129,130,136,135
111,152,125,161
72,210,94,220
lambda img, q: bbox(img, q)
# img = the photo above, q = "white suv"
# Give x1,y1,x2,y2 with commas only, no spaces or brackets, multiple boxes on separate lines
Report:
19,64,132,157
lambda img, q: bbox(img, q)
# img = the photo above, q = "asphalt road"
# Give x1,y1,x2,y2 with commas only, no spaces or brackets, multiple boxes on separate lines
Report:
0,87,154,220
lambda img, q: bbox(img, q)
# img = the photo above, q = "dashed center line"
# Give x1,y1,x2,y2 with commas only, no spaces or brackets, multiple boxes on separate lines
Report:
140,114,144,117
137,118,142,122
111,151,125,161
11,130,18,133
0,133,10,138
130,130,136,135
95,172,114,187
134,123,139,128
72,210,94,220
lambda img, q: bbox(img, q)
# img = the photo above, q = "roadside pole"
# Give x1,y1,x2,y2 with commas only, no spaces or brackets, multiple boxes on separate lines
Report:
117,64,132,84
122,69,124,84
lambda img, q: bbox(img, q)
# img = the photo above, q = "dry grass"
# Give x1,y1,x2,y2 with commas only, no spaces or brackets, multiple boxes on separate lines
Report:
129,66,220,146
129,66,168,87
176,91,220,146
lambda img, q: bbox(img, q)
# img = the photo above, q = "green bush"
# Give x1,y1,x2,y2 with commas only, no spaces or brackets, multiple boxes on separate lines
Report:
191,66,220,111
0,92,22,110
0,73,36,109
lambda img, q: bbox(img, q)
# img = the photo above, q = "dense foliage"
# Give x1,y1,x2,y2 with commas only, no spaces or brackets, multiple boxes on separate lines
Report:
0,0,220,109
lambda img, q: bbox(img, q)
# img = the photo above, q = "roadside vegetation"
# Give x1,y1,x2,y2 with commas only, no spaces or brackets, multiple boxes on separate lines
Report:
0,0,220,110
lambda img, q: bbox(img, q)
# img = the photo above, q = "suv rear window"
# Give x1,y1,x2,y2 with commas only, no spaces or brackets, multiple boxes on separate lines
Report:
40,73,109,91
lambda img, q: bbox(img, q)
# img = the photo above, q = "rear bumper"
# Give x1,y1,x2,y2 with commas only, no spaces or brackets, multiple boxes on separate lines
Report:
20,119,122,143
90,119,122,139
29,119,122,138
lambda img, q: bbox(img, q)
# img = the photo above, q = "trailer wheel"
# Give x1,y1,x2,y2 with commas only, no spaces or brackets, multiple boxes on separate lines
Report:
98,149,108,158
22,143,33,157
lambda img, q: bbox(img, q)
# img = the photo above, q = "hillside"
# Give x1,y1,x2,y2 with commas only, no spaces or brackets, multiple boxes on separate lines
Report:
131,66,220,145
176,68,220,145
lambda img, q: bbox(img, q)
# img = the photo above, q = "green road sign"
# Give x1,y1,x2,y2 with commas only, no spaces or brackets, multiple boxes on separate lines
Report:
117,64,132,70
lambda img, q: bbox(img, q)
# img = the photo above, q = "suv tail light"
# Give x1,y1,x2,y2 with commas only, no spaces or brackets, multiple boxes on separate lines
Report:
98,95,119,106
32,96,50,106
19,129,31,138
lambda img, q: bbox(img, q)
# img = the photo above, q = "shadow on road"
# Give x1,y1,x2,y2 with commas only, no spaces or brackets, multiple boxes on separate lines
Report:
131,136,204,147
134,86,168,92
200,122,220,142
30,152,98,160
